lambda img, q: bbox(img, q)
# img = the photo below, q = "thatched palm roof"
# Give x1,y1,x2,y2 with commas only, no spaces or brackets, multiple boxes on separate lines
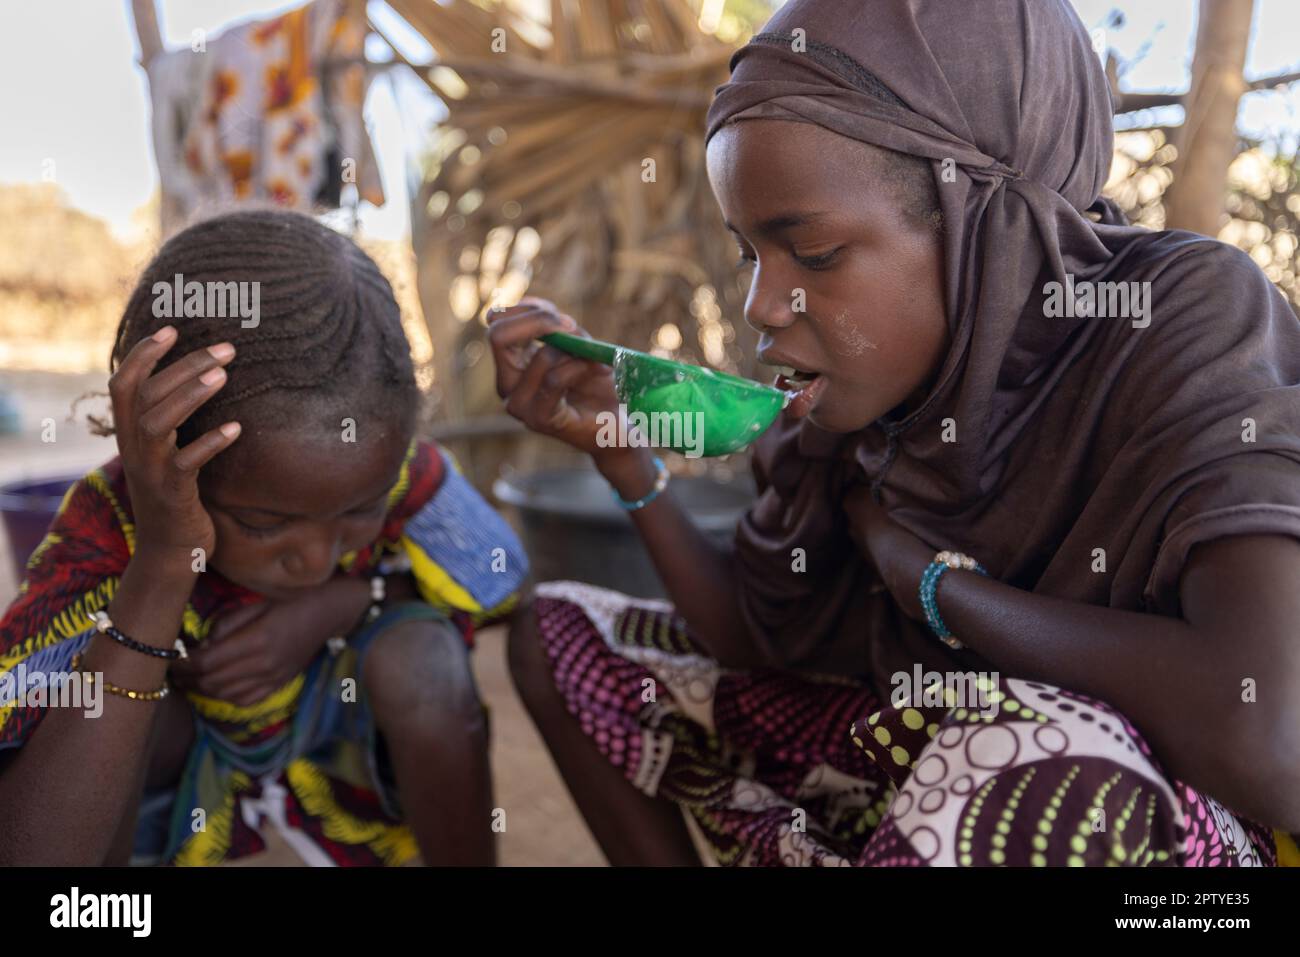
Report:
376,0,760,452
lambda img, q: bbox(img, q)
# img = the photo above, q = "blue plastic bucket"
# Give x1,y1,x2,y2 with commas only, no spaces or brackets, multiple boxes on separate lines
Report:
0,476,79,572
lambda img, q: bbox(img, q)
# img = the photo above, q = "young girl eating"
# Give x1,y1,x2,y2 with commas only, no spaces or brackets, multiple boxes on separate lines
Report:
489,0,1300,866
0,209,526,866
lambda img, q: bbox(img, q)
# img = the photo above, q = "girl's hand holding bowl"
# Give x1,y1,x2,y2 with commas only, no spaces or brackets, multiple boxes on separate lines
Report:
486,297,631,470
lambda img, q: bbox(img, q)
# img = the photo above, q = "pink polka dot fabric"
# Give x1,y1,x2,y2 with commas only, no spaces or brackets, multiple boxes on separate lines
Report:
533,583,1278,867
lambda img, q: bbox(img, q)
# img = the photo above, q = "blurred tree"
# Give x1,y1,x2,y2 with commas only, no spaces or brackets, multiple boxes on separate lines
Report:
1162,0,1255,236
1101,0,1300,311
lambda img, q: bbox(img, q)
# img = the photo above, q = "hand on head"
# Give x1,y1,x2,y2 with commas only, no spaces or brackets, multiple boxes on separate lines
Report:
108,325,240,561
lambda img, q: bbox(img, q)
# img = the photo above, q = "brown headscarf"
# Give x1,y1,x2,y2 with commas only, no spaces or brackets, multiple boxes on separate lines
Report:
712,0,1300,690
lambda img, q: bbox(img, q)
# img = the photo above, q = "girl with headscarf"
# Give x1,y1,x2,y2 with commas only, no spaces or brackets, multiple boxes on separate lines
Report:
487,0,1300,866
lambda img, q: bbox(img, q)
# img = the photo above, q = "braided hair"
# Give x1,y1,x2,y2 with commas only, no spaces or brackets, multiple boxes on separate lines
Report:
110,209,418,450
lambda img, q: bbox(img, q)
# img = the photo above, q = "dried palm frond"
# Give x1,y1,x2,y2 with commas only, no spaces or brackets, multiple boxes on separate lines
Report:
378,0,757,455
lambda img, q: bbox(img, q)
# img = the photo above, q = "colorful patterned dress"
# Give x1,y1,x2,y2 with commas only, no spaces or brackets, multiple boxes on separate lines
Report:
0,440,526,865
531,581,1293,867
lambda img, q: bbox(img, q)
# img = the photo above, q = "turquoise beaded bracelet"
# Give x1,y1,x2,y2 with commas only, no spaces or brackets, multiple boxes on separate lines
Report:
919,550,988,650
612,456,669,511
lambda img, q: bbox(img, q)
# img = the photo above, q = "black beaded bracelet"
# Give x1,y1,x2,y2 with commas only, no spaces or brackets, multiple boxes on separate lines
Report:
91,610,188,660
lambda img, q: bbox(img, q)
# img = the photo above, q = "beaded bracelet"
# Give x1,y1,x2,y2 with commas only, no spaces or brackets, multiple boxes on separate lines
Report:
70,653,170,702
327,572,392,657
612,456,670,511
365,574,386,623
377,553,413,577
91,610,188,661
919,550,988,650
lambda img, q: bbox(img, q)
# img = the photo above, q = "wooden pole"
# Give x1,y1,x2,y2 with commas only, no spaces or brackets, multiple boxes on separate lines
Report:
127,0,185,238
128,0,164,69
1163,0,1256,236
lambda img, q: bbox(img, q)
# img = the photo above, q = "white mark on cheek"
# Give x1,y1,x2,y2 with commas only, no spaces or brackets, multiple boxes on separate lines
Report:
831,309,878,357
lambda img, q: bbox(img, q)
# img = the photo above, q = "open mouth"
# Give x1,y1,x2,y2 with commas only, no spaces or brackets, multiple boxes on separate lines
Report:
772,365,821,391
769,365,829,419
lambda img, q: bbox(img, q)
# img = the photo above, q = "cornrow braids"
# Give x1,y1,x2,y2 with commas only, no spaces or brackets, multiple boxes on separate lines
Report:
110,209,418,450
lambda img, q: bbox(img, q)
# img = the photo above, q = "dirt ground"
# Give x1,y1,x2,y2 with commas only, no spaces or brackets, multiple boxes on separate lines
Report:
0,368,608,866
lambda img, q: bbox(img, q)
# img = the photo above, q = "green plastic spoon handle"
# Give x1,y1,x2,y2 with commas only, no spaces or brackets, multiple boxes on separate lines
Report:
539,331,620,366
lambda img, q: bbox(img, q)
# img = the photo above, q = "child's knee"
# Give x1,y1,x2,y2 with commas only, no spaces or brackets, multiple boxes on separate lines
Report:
363,618,484,736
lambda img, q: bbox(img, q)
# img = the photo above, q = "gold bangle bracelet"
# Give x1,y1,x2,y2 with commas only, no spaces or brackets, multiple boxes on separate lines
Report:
70,653,170,702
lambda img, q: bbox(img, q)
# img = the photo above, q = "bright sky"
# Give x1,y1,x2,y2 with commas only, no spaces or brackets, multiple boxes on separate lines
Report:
0,0,1296,244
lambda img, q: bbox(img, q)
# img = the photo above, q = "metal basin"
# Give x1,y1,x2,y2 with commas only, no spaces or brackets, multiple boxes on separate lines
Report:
493,466,755,600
